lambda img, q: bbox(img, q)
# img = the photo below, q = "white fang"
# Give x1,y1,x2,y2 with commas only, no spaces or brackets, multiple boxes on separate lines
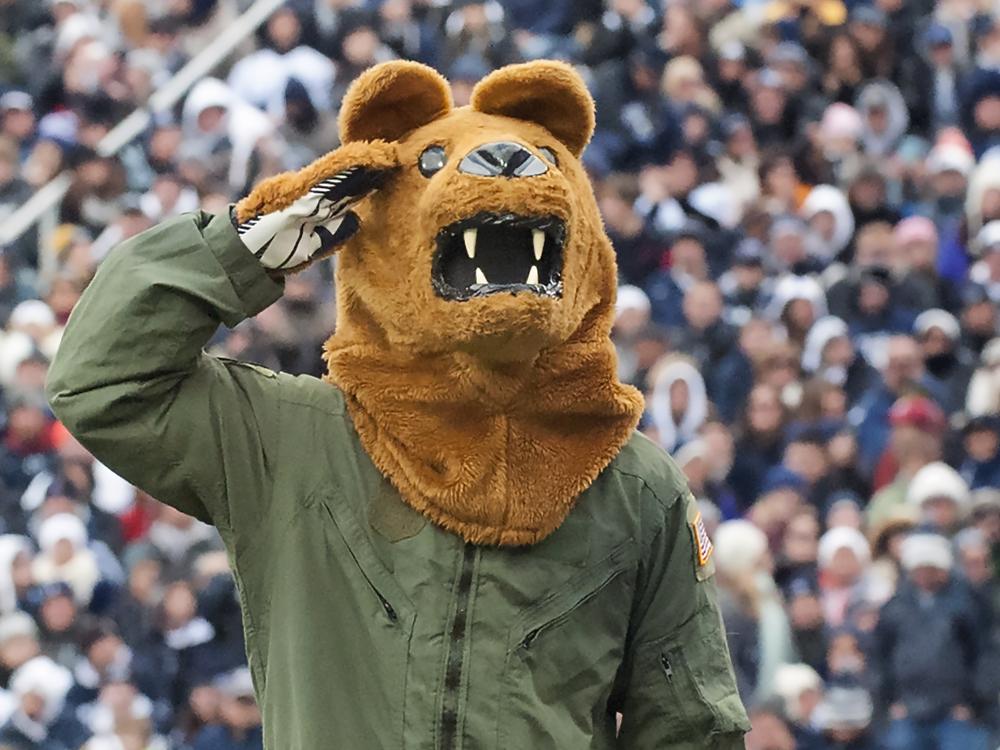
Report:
532,229,545,261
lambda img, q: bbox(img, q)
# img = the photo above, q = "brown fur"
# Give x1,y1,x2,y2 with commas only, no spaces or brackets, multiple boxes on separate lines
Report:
238,61,644,546
338,61,453,144
470,61,596,157
234,141,399,224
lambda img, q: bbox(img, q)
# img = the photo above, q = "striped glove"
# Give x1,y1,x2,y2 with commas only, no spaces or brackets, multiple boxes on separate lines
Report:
233,166,389,273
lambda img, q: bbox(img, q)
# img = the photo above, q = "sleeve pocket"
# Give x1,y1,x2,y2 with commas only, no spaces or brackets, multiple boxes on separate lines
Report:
658,637,750,736
619,606,750,746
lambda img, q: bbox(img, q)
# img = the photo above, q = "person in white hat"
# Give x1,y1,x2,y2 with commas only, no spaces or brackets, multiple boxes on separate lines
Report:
772,663,824,728
913,308,975,415
0,654,87,749
816,526,871,628
812,683,875,746
31,513,100,607
0,612,40,691
0,91,35,155
612,285,651,384
906,461,971,534
713,520,796,704
0,611,40,730
876,533,991,750
925,142,974,225
189,667,262,749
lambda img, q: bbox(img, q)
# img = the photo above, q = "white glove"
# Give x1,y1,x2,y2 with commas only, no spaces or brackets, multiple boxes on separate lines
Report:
234,166,387,272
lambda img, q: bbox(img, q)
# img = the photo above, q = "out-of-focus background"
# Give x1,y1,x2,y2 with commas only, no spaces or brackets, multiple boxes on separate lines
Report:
0,0,1000,748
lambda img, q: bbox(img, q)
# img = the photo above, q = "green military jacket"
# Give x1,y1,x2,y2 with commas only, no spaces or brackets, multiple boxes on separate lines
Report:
47,212,750,749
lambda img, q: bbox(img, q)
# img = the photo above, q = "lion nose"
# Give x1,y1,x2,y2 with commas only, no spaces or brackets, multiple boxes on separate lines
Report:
457,141,548,178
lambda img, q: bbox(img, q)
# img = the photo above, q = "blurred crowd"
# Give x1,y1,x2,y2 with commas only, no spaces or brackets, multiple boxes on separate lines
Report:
1,0,1000,748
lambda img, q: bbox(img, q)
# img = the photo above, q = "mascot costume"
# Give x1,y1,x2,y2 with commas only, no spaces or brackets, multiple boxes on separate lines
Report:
48,60,749,748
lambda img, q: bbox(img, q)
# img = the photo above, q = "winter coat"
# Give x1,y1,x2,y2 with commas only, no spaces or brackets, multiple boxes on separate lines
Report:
191,723,263,750
729,433,786,511
644,268,688,328
961,453,1000,491
46,212,749,749
0,714,89,750
924,350,976,416
670,320,740,383
875,577,988,721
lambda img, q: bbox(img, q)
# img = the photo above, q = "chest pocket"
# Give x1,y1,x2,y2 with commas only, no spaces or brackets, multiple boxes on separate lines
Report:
498,540,636,747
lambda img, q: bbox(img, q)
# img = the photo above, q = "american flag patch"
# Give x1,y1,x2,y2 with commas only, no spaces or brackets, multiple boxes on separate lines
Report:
692,511,713,567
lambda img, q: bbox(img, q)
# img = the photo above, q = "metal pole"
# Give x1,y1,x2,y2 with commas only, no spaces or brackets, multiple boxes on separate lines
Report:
0,0,286,248
0,173,72,247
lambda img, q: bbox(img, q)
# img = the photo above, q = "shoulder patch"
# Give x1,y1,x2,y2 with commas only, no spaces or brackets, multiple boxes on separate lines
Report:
684,492,715,581
692,511,713,567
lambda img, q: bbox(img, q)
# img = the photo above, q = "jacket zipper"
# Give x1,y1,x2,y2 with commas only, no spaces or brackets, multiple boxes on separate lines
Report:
320,502,398,624
438,543,477,750
374,587,398,623
353,558,398,624
660,654,674,681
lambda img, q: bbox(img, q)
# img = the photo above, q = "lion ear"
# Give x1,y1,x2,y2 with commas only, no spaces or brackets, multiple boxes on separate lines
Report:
338,61,453,143
470,61,595,157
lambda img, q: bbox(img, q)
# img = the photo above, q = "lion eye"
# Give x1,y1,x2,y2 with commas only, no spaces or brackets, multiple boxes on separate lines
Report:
419,145,447,177
538,146,558,166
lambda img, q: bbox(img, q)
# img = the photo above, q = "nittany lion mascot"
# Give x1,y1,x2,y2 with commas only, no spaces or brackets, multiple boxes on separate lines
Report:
48,60,749,748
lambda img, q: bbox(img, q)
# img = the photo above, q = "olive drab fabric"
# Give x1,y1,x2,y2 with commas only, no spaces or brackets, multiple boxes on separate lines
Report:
46,212,749,748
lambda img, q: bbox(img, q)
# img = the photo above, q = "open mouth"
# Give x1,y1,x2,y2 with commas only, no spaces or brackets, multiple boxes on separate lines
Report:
432,213,565,301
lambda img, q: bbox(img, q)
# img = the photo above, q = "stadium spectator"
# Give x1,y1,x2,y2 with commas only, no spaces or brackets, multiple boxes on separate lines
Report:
876,533,991,750
189,668,261,750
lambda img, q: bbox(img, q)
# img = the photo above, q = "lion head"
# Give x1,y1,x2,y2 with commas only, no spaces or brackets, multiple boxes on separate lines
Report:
237,60,643,546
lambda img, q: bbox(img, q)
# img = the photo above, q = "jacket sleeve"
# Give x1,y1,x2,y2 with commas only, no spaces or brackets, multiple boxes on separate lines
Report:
46,211,285,533
616,489,750,749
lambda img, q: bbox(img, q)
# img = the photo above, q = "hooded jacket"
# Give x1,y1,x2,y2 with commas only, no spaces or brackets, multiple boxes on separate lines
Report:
801,316,874,404
181,78,275,193
649,357,708,453
0,655,88,750
855,81,910,158
800,185,856,262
